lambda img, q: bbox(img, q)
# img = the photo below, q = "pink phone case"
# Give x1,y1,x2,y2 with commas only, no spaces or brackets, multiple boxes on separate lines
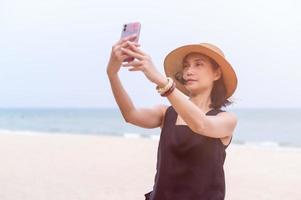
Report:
120,22,141,62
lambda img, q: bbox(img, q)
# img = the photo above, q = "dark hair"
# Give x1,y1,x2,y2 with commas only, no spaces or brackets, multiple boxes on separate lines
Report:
175,53,233,110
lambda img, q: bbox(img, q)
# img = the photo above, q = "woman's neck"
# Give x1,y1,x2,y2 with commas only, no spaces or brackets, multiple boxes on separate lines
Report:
189,88,212,111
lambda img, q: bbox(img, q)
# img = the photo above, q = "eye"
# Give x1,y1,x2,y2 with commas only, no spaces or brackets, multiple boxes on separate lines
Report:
195,62,204,66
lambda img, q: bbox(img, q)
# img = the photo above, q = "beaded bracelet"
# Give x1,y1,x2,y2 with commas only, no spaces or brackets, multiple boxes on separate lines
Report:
156,77,173,95
161,81,176,97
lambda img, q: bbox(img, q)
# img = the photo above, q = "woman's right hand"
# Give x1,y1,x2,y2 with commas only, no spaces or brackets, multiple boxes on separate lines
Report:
106,34,140,76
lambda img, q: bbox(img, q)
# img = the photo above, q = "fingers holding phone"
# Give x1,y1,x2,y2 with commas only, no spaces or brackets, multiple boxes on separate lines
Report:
115,34,137,47
110,38,140,63
107,22,141,75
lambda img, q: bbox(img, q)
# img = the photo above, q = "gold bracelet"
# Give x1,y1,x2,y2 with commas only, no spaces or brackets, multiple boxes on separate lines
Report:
156,77,173,94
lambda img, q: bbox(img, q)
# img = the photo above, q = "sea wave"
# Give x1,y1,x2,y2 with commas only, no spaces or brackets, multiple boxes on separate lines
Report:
1,129,301,149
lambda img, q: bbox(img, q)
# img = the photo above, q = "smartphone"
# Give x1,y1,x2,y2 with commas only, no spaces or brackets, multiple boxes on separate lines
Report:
120,22,141,62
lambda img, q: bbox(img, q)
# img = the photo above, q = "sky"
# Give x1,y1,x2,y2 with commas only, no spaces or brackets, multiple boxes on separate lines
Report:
0,0,300,108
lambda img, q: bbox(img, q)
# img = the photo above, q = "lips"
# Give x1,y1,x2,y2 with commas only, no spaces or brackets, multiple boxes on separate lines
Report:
185,79,197,84
187,79,196,81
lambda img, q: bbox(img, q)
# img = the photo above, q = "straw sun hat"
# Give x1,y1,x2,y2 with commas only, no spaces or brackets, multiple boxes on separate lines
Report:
163,43,238,99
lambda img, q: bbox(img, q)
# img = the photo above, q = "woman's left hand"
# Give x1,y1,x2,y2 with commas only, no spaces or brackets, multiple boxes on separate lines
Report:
120,41,167,86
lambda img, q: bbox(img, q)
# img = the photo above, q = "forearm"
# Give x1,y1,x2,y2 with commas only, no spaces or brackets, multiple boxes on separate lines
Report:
155,75,207,132
107,71,136,122
165,87,208,132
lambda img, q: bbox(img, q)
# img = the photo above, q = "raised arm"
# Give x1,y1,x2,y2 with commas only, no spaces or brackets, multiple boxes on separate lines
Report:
106,34,169,129
107,72,167,128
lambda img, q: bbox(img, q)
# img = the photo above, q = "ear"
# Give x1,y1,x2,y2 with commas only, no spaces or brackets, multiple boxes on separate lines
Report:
214,68,222,81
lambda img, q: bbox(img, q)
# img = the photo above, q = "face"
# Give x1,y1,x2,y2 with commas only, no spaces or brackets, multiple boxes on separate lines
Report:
181,53,221,95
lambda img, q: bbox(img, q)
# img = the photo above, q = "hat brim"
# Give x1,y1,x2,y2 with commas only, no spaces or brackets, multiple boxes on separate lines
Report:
163,44,238,98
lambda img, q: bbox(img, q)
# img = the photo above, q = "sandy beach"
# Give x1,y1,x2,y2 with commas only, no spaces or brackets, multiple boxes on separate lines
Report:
0,132,300,200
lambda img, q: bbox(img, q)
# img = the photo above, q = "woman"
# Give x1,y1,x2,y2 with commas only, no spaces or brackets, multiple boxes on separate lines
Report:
106,34,238,200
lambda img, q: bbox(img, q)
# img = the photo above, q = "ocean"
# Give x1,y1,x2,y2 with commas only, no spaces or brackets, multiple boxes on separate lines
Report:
0,107,300,148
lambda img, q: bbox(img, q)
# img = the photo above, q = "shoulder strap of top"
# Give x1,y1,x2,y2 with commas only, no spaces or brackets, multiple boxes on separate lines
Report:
162,105,175,125
207,109,226,116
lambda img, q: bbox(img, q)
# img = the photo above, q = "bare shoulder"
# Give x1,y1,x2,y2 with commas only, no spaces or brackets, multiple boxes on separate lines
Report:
215,111,238,142
157,104,170,114
217,110,238,118
216,110,238,126
156,104,169,119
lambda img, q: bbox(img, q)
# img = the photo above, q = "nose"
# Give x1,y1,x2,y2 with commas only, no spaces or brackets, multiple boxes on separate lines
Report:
185,67,193,76
183,69,194,82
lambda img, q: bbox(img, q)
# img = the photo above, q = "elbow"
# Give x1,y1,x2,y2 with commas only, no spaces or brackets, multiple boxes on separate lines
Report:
121,110,134,123
124,115,132,123
122,112,131,123
124,115,138,126
124,118,129,123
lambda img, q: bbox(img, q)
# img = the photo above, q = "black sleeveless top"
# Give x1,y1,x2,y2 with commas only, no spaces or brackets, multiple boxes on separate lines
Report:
144,106,232,200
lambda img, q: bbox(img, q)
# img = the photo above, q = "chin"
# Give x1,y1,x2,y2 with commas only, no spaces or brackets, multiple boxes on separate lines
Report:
184,84,196,89
184,86,195,93
184,85,201,93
